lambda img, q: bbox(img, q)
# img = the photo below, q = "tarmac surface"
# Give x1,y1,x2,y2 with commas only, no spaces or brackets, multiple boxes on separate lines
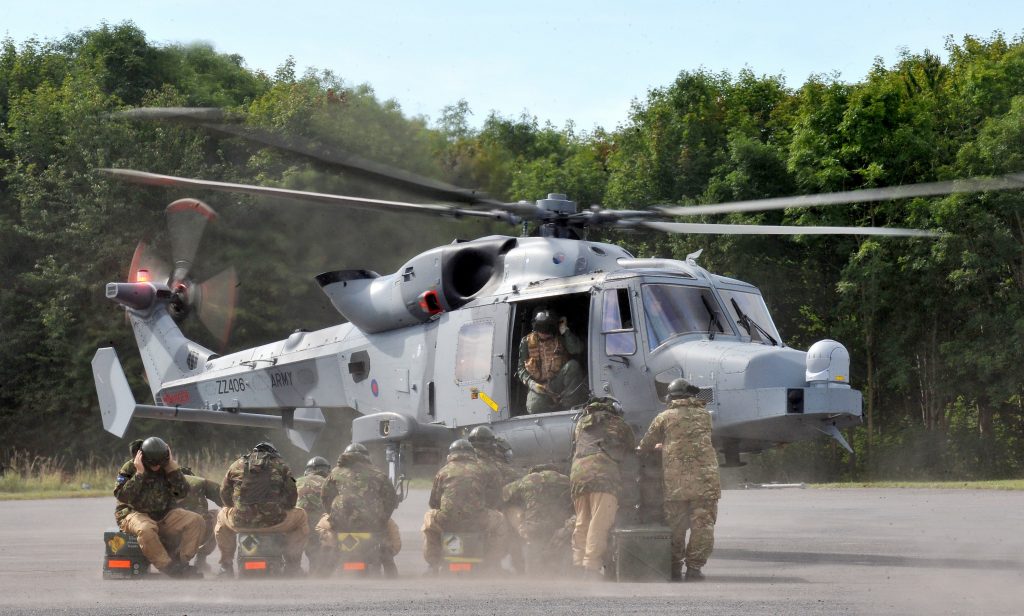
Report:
1,487,1022,615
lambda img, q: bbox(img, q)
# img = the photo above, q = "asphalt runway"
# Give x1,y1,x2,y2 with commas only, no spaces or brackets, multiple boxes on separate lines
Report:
1,487,1022,615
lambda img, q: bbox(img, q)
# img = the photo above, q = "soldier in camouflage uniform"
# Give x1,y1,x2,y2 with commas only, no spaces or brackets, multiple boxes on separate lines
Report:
502,463,573,574
214,442,309,577
315,444,401,577
295,456,330,573
114,437,204,578
469,426,525,572
516,309,588,413
637,378,721,581
421,439,507,574
570,397,636,577
177,466,224,571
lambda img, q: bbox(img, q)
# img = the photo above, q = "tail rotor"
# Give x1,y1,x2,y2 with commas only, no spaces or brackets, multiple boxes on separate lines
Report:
127,198,238,348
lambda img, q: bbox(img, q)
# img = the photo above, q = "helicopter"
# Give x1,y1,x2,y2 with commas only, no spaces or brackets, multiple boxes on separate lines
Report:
90,107,1024,487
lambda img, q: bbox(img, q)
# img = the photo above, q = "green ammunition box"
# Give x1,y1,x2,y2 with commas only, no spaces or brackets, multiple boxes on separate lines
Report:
612,525,671,582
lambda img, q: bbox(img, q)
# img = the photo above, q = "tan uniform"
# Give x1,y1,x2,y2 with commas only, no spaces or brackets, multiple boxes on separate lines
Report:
638,398,721,572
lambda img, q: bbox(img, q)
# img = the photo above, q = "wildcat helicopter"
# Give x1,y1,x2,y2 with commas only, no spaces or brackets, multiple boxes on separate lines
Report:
91,107,1024,488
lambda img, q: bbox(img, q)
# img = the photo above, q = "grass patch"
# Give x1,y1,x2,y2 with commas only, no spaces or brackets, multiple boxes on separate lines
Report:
812,479,1024,490
0,448,234,501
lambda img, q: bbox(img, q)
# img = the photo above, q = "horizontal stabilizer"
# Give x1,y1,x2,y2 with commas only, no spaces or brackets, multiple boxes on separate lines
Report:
91,347,327,446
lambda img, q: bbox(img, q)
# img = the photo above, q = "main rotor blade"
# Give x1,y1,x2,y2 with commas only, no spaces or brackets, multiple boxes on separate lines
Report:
112,107,505,208
166,198,218,284
656,172,1024,216
196,266,238,349
99,169,516,222
642,221,940,237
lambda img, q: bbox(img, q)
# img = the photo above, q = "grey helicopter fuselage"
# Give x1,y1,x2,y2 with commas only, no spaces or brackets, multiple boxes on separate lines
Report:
96,232,861,470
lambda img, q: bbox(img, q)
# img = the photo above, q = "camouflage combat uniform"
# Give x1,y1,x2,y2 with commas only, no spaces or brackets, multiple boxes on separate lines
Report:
638,397,721,574
114,459,204,572
516,329,587,413
569,402,636,571
214,449,309,567
177,470,224,564
421,450,507,568
315,452,401,569
476,444,524,571
503,466,573,573
295,471,328,569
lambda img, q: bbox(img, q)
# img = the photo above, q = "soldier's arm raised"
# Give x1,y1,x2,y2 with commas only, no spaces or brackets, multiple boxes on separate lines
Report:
113,460,138,502
321,474,338,512
637,414,664,452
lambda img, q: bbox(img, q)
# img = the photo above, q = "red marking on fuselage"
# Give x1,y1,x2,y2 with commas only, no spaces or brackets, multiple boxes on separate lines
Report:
162,390,190,405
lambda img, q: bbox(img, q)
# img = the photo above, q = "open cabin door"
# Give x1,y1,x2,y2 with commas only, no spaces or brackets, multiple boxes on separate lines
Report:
590,283,659,409
433,303,512,427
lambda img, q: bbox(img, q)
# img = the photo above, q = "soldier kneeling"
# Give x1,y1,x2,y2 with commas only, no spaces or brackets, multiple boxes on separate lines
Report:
315,444,402,577
214,442,309,577
421,439,507,575
114,437,204,578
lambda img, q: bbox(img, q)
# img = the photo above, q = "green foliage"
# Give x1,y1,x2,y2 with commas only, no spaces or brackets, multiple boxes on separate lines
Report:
1,24,1022,481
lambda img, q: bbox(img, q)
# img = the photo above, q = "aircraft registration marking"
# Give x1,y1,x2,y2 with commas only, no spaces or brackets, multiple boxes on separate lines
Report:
217,378,247,394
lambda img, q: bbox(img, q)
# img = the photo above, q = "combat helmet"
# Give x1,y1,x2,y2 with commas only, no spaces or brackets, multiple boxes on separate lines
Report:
467,425,496,445
448,438,476,455
339,443,370,465
664,378,700,402
584,396,623,416
253,441,278,453
305,456,331,476
140,436,170,467
531,309,559,336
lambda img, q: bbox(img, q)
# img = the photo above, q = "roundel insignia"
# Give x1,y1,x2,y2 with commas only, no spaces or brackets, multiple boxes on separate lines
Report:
552,252,566,265
370,379,379,397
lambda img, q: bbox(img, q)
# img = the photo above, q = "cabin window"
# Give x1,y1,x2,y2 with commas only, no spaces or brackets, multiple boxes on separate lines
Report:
719,289,783,345
642,284,730,350
455,320,493,383
601,288,636,356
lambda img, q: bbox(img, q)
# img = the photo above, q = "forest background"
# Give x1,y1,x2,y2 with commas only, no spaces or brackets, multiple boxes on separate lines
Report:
1,23,1022,481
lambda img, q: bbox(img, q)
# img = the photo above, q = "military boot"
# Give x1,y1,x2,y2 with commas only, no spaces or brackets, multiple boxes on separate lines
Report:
381,555,399,579
670,562,683,582
217,563,235,578
423,564,440,577
684,567,705,581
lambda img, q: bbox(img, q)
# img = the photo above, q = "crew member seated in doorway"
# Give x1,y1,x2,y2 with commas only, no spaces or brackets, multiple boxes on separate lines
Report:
516,309,588,413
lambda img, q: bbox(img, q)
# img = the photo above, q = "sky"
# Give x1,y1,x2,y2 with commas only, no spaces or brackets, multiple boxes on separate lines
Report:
2,1,1022,131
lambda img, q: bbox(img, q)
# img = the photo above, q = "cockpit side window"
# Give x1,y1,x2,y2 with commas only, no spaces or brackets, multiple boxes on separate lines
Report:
642,283,731,350
601,288,636,356
719,289,783,345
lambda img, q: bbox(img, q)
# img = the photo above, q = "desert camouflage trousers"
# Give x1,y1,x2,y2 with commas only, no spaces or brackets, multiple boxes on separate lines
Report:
421,508,507,567
215,506,309,565
664,498,718,570
572,491,617,571
118,508,204,571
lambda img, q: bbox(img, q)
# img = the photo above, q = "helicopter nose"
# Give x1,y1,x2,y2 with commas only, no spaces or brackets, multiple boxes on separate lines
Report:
805,340,851,388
